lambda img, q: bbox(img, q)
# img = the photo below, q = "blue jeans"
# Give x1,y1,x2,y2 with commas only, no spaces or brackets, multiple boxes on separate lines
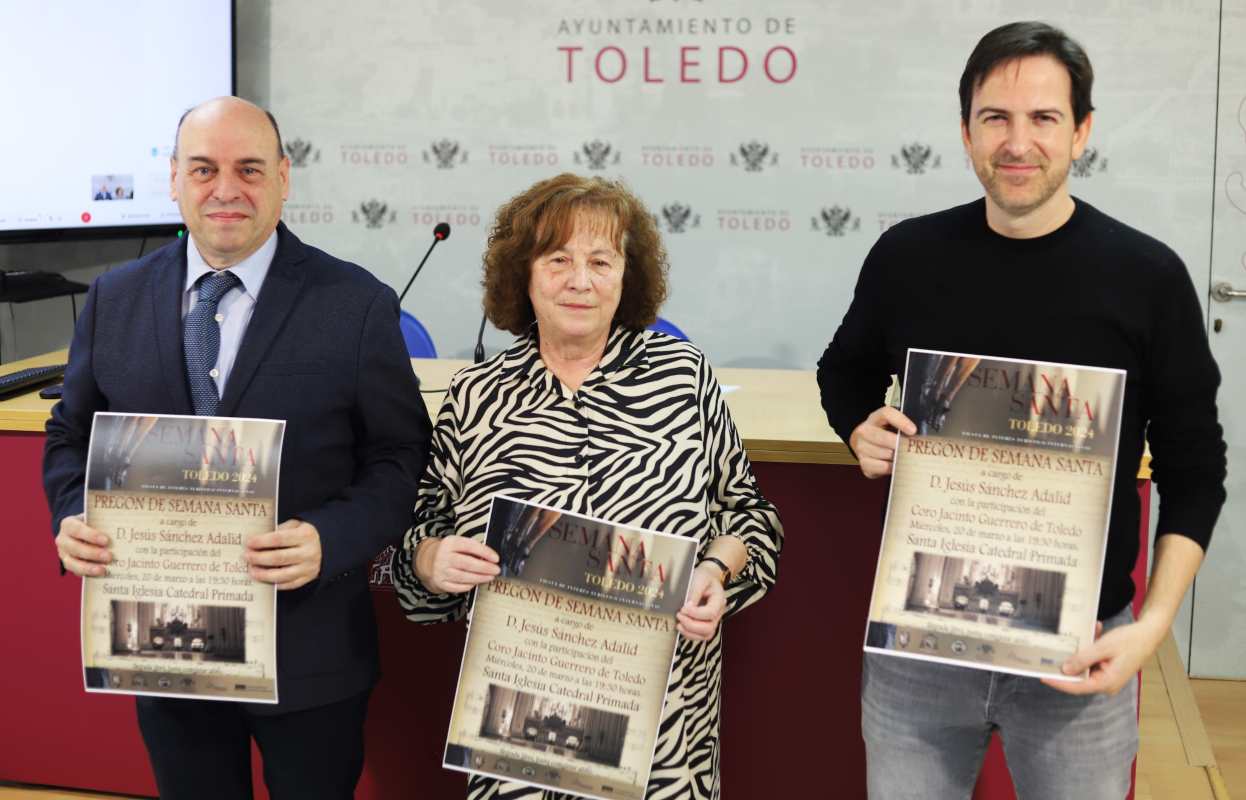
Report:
862,607,1138,799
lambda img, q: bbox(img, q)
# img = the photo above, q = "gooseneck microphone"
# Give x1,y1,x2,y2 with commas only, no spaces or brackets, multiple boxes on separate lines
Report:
474,312,488,364
398,222,451,304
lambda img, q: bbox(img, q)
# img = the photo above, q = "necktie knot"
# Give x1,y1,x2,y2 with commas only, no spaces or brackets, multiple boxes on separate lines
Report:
197,270,241,304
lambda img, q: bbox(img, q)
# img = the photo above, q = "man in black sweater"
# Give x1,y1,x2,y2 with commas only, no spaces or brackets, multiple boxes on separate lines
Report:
818,22,1225,798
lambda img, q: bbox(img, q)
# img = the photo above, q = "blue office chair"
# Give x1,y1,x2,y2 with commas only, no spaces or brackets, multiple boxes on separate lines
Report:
647,316,689,341
399,311,437,358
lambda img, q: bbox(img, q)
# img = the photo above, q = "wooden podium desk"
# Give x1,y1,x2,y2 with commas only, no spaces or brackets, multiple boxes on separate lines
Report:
0,353,1149,799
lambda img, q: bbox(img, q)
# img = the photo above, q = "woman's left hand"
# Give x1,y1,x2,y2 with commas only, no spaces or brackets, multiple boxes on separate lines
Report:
677,564,728,641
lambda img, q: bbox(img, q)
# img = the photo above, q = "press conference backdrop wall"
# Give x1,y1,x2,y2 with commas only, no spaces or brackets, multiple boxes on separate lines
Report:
0,1,1221,368
262,0,1219,367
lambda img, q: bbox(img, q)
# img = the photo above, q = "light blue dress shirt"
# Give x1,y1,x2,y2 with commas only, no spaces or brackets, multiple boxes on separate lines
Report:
182,231,278,397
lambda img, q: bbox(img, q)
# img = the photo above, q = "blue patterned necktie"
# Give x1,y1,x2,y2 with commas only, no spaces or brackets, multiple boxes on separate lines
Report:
184,270,241,416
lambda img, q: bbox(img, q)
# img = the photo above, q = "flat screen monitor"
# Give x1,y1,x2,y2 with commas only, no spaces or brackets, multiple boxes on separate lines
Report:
0,1,234,241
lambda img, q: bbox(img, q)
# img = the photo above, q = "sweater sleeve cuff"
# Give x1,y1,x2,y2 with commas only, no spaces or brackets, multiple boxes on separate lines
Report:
1154,492,1224,552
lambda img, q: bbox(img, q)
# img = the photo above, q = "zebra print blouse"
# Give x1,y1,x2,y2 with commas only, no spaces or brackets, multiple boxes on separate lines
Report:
393,325,783,800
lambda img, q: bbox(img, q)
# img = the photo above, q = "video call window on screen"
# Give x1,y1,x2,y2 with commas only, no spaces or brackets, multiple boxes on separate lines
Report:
92,174,135,202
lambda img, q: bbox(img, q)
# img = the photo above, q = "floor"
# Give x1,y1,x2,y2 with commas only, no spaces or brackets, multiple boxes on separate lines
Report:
1192,676,1246,798
1135,635,1236,800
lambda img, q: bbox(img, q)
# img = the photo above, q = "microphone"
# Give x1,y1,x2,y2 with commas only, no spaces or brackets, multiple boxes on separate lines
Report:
473,312,488,364
398,222,451,304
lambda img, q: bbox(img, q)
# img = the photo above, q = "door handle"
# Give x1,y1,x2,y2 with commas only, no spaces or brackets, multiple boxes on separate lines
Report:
1212,282,1246,302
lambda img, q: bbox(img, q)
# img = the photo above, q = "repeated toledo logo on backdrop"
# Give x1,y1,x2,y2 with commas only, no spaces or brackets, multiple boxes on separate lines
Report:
716,208,790,232
488,144,560,168
424,139,469,169
1071,148,1108,177
340,144,409,167
352,200,397,229
811,206,861,237
574,140,622,170
640,145,714,169
286,138,321,168
282,203,335,226
277,4,993,283
892,143,941,175
799,146,878,173
655,203,701,234
410,204,482,229
730,141,778,172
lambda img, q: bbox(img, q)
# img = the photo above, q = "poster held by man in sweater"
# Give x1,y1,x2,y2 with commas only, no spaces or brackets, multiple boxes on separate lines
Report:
864,349,1125,679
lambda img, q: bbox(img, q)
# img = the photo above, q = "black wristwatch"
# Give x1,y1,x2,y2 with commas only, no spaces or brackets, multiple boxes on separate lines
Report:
698,556,733,586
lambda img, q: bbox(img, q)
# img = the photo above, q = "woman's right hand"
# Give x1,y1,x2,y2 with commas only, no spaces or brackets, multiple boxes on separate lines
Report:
415,535,501,594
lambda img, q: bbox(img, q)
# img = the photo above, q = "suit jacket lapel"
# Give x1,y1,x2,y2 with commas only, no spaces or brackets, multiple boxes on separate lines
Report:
217,224,308,417
151,239,194,414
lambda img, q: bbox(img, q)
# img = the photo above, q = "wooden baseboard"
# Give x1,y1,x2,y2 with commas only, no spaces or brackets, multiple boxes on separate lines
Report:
1155,632,1218,768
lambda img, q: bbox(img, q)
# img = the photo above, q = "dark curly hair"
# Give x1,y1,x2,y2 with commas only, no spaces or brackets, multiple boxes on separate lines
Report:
482,173,669,335
959,22,1094,125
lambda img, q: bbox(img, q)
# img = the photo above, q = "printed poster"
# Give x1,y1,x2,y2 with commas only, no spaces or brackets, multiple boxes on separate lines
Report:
864,350,1126,679
81,412,284,702
444,496,697,799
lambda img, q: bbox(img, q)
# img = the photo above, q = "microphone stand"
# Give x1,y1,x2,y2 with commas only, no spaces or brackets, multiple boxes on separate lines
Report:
474,313,488,364
399,235,444,304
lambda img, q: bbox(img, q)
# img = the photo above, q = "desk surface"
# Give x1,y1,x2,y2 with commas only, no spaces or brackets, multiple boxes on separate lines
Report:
0,350,69,432
0,351,1151,476
0,352,850,464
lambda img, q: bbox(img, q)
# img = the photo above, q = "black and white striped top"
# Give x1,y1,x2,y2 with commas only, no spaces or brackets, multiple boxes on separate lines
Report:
393,325,783,800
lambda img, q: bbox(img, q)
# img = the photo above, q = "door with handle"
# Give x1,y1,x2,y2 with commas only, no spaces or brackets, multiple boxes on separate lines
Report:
1193,4,1246,679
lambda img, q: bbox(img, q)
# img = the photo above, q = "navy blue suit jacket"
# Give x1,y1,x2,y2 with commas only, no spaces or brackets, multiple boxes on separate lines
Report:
44,223,432,712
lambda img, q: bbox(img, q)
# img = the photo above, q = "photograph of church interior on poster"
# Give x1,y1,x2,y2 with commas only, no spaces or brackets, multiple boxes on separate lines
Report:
109,601,246,663
478,684,629,769
903,553,1066,634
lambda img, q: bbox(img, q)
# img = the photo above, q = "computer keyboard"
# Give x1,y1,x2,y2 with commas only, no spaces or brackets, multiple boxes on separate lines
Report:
0,363,66,400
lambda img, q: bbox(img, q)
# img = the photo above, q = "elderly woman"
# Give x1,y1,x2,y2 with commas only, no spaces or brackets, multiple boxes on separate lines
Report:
392,173,782,800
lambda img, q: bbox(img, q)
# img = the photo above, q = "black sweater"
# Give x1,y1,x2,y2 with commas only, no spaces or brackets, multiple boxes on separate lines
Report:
817,198,1226,620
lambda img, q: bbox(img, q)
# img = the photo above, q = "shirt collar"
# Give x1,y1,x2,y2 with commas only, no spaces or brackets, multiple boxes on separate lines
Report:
598,325,650,375
498,324,652,393
184,230,279,299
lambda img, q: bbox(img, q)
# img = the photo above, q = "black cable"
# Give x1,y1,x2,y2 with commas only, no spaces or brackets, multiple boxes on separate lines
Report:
6,303,15,363
106,236,148,275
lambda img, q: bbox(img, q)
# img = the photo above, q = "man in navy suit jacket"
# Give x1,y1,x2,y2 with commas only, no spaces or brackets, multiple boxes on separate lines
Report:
44,97,432,799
